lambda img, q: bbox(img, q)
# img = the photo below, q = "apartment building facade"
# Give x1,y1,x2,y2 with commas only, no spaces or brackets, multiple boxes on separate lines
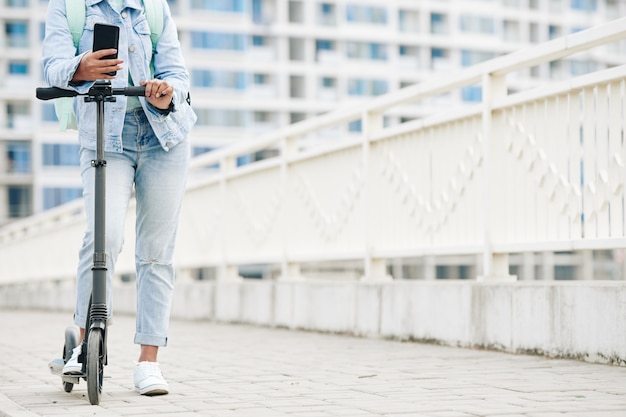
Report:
0,0,624,225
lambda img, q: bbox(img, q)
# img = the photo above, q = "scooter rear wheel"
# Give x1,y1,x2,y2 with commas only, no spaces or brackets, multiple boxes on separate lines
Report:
62,326,79,393
86,328,104,405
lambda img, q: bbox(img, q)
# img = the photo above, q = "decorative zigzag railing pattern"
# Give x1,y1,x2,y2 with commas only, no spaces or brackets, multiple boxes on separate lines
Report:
3,18,626,282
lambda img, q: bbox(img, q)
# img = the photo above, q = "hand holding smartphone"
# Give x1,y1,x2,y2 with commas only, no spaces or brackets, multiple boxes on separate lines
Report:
92,23,120,76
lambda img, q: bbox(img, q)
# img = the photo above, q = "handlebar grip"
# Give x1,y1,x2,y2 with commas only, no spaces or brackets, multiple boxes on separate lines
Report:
36,87,79,100
121,86,146,96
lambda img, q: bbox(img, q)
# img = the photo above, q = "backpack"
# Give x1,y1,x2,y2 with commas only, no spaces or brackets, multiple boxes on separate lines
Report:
55,0,163,131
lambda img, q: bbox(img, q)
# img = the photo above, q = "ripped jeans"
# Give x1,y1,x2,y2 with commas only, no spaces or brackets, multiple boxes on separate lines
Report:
75,108,189,347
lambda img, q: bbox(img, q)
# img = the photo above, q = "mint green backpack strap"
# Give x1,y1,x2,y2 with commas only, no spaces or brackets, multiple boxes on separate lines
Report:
53,0,84,131
54,97,77,132
143,0,163,77
143,0,163,53
65,0,86,48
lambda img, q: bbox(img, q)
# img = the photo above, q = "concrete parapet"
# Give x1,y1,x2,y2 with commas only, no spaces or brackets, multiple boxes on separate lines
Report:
1,279,624,365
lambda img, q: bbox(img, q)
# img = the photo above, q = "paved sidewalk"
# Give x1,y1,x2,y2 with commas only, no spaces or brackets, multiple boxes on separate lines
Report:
1,309,626,417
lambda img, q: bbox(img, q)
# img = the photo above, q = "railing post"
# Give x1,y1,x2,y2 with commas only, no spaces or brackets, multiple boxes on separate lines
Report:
580,250,593,280
479,72,516,282
362,110,392,282
541,251,555,281
280,262,303,281
423,255,436,280
279,135,303,281
218,264,242,281
520,252,535,281
218,156,242,282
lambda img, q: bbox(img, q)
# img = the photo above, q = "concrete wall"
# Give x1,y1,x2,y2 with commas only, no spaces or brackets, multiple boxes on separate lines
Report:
1,279,625,366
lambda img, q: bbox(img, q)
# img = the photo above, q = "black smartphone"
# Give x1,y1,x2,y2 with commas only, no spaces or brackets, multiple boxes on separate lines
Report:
93,23,120,76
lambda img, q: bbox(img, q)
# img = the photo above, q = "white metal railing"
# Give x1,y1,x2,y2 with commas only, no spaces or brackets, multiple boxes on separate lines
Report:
3,18,626,283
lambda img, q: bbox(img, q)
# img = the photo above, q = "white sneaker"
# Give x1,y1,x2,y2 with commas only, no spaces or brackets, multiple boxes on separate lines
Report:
134,362,169,396
63,344,83,375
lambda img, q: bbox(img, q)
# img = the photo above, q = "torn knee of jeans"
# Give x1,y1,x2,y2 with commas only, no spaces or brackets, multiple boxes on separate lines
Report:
138,258,171,266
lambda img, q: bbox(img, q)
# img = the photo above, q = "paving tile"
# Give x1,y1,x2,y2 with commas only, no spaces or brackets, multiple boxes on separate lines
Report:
2,310,626,417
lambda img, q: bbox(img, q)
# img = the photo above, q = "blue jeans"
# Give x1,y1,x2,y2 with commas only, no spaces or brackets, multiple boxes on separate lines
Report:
75,108,189,346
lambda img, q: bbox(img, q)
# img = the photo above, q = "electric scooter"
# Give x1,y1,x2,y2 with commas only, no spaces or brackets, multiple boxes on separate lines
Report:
37,81,145,405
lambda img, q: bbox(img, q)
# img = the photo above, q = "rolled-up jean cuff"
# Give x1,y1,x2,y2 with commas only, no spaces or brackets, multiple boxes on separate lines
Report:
135,332,168,347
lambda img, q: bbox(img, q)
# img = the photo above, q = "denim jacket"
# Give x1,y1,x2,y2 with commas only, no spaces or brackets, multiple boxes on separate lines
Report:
42,0,197,152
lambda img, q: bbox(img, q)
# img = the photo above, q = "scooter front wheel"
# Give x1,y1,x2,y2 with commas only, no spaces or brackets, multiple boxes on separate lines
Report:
86,328,104,405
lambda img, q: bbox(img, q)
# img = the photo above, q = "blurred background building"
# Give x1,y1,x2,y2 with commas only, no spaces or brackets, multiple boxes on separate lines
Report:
0,0,624,225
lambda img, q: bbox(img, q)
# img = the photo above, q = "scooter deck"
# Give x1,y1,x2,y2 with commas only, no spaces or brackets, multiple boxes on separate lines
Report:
49,358,110,383
49,358,82,384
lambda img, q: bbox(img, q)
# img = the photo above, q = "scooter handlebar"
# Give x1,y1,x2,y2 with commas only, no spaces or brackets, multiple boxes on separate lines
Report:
36,87,78,100
117,86,146,97
35,85,147,100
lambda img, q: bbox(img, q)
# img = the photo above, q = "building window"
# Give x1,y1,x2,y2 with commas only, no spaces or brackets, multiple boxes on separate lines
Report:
571,0,596,10
253,111,271,123
253,73,269,85
7,101,30,129
369,43,386,60
430,13,448,34
503,20,520,42
348,120,362,132
190,0,244,12
318,2,336,25
398,10,419,33
43,188,82,210
8,186,32,218
549,61,563,79
191,69,246,89
191,31,246,50
192,147,218,170
347,79,388,96
8,0,29,7
528,22,543,43
9,61,29,75
42,143,80,166
252,0,263,23
195,108,248,127
316,39,333,51
459,15,494,34
321,77,335,88
431,48,451,70
315,39,337,62
346,4,387,24
461,86,482,102
290,75,305,98
399,45,419,67
5,21,29,48
289,38,305,61
290,113,306,124
193,146,214,157
289,1,304,23
252,35,265,46
41,103,58,122
461,50,495,67
6,142,31,174
346,42,387,61
570,60,596,76
549,25,561,39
